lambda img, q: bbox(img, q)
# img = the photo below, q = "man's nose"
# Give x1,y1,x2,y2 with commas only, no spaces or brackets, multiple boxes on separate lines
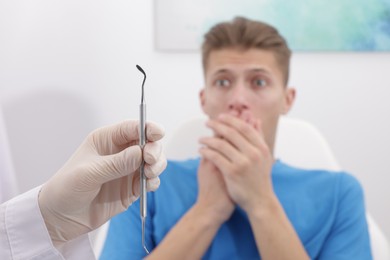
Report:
228,84,250,113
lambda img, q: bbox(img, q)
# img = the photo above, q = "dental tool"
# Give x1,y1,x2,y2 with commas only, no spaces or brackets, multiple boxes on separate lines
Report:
136,64,149,254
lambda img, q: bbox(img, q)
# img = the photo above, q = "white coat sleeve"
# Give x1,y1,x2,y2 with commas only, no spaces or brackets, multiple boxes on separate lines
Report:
0,186,96,260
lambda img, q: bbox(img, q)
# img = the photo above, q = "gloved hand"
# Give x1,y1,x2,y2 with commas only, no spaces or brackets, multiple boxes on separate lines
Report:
38,120,167,245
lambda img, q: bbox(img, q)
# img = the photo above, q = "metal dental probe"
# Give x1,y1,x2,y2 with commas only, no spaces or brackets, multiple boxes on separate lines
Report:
136,64,149,254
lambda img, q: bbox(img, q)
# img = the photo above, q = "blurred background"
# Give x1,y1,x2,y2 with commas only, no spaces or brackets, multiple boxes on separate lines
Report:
0,0,389,240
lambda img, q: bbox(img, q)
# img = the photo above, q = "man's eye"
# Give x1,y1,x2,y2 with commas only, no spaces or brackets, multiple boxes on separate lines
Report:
216,79,230,87
253,79,267,87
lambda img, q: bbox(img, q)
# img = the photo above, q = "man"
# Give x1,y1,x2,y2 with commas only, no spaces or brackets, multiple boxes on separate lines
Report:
101,17,372,259
0,120,166,259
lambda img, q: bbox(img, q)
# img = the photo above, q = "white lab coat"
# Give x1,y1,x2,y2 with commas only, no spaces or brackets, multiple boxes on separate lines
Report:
0,186,96,260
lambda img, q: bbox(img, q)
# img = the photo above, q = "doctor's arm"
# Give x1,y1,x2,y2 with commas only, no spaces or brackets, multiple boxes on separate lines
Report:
0,120,166,260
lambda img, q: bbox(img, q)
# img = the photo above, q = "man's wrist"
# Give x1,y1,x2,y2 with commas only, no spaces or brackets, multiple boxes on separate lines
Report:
192,202,228,229
245,193,282,222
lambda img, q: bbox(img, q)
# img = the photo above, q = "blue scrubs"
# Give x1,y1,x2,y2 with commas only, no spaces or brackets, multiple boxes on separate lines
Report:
101,159,372,259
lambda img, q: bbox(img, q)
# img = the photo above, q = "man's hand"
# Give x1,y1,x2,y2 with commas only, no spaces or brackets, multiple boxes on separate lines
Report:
195,158,235,225
199,112,274,214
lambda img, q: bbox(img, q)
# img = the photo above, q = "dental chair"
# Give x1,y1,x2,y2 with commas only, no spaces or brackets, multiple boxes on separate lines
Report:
163,115,390,260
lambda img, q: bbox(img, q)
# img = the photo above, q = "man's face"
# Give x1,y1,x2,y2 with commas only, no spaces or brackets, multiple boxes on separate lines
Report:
200,48,295,151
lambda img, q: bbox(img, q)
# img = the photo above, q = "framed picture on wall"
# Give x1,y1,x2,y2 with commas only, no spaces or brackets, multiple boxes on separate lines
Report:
154,0,390,51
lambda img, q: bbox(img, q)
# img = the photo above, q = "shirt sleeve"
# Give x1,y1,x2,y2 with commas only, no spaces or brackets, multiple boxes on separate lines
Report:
100,194,154,260
0,186,96,260
318,173,373,260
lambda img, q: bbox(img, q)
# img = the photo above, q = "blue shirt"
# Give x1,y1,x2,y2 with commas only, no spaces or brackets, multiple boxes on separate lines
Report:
100,159,372,259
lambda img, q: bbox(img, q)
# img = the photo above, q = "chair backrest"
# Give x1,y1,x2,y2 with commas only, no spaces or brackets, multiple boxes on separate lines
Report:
164,115,389,260
0,106,19,203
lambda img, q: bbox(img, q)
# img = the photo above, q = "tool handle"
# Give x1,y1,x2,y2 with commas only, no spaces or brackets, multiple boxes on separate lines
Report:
140,103,147,218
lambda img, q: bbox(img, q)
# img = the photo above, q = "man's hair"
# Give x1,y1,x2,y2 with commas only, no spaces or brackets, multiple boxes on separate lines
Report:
202,17,291,86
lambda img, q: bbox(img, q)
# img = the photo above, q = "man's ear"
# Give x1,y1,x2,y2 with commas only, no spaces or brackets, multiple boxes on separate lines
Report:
199,88,206,112
282,87,296,114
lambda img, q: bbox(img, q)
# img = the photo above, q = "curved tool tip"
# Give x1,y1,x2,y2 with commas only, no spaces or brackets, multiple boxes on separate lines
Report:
136,64,146,75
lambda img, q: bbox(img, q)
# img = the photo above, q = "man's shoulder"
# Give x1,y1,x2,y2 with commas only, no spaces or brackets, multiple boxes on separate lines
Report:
273,160,362,194
165,158,200,174
158,158,200,186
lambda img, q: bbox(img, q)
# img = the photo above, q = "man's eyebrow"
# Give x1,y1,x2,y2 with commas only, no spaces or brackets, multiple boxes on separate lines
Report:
250,68,272,75
213,69,230,75
211,68,272,76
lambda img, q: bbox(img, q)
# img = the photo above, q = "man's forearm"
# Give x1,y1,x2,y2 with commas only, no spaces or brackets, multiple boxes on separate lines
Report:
146,203,222,259
248,195,310,260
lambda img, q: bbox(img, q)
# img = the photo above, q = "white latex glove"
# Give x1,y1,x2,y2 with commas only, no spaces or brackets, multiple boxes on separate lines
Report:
38,120,167,245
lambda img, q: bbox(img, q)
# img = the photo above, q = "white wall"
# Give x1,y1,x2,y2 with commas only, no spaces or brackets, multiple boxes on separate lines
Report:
1,0,389,241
